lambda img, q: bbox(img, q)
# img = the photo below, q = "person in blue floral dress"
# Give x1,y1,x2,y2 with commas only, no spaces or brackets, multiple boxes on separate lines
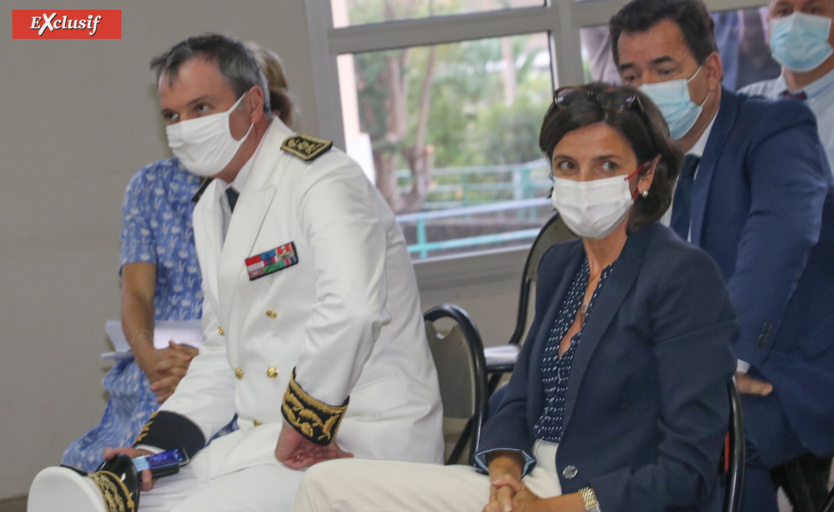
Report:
62,158,204,472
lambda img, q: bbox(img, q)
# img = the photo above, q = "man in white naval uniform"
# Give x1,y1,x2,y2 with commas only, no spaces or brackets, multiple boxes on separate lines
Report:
28,34,443,512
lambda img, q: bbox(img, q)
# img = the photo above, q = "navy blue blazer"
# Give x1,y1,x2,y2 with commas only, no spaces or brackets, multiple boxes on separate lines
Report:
479,224,737,512
695,89,834,456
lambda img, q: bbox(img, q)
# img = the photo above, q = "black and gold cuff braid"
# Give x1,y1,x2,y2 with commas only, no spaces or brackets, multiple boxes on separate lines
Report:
133,411,205,457
281,369,348,445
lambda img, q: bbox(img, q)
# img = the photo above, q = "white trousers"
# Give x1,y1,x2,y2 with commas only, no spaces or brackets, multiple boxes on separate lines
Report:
292,441,562,512
138,448,304,512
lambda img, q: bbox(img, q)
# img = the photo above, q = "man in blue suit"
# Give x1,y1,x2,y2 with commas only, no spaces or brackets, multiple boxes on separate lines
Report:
610,1,834,510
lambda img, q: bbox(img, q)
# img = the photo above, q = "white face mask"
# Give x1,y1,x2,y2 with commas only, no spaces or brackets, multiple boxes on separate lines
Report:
640,67,709,140
551,172,636,239
166,94,254,177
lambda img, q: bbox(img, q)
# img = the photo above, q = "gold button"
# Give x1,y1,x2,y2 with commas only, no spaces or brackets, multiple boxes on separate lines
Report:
266,310,277,319
267,367,279,379
253,420,262,426
217,326,225,336
235,367,244,379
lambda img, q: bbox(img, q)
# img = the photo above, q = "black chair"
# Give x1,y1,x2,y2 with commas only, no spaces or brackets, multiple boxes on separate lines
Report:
424,304,489,465
724,379,746,512
483,212,577,392
771,454,833,512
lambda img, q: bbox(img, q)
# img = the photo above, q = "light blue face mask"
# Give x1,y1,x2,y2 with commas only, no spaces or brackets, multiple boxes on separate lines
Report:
640,67,710,140
770,12,834,72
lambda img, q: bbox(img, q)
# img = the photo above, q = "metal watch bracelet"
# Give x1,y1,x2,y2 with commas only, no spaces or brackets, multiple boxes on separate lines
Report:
579,487,601,512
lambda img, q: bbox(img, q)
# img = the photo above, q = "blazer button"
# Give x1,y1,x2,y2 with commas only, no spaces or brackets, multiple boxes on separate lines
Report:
266,310,277,319
253,420,262,426
267,366,279,379
562,465,578,479
217,326,225,336
235,367,244,379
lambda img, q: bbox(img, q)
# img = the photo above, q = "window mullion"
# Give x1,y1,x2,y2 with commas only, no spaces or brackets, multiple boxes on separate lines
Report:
306,0,346,147
551,0,584,88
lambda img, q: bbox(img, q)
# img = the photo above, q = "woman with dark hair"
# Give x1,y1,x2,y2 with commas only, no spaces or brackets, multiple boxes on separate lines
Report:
291,83,737,512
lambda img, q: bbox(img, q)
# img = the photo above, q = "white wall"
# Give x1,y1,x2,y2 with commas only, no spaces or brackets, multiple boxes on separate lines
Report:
0,1,518,499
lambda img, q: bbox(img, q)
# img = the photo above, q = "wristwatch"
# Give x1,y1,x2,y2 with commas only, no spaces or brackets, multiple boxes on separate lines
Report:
579,487,601,512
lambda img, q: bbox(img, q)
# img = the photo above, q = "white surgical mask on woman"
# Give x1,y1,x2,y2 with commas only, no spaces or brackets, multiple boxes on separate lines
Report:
166,93,254,177
640,68,709,140
769,12,834,72
551,165,643,239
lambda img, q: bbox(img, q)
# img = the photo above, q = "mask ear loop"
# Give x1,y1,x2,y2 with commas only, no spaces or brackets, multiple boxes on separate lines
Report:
625,163,646,199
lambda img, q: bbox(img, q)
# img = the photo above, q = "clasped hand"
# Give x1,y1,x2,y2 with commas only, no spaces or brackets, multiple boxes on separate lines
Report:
485,472,543,512
484,452,585,512
484,451,542,512
141,341,199,403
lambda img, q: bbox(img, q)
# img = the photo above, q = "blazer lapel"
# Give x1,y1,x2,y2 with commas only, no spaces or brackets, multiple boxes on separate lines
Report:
560,226,653,430
690,90,739,245
217,120,292,322
193,180,224,316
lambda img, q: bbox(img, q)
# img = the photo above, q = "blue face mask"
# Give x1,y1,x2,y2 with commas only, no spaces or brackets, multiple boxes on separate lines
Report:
640,67,710,140
770,12,833,72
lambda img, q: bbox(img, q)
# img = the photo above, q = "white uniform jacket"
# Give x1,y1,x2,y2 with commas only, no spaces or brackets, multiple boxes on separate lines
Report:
139,119,444,477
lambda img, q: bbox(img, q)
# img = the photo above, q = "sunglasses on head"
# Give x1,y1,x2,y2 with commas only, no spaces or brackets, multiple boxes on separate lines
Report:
553,86,644,114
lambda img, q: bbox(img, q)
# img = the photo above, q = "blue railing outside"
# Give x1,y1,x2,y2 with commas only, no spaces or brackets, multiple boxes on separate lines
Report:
394,159,553,258
397,198,552,258
396,159,552,211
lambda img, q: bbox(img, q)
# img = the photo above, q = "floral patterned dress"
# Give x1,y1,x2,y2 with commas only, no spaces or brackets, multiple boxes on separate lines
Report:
62,158,203,472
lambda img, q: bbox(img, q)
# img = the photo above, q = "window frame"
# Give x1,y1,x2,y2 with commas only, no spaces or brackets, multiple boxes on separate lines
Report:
305,0,769,291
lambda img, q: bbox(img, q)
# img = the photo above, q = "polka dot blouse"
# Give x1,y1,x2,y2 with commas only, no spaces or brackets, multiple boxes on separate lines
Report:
532,257,616,443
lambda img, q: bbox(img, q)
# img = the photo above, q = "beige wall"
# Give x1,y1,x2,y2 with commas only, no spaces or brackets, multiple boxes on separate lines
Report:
0,0,518,499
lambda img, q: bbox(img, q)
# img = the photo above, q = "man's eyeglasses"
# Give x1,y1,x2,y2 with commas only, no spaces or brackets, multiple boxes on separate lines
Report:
553,86,644,115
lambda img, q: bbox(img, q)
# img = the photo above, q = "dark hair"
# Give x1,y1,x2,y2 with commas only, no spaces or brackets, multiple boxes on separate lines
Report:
609,0,717,68
539,83,682,232
151,34,270,113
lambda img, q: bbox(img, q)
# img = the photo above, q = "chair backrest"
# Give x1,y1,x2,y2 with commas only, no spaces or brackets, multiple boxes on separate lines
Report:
424,304,488,465
724,379,746,512
508,212,577,348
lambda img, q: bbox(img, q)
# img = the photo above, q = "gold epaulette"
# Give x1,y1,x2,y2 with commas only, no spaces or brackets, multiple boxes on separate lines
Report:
281,369,348,445
281,134,333,162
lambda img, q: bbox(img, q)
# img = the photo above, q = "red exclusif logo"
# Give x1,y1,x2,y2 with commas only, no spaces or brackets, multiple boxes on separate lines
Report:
12,10,121,39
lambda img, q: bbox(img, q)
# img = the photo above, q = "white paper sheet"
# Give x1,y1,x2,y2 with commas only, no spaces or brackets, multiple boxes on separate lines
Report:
102,319,203,360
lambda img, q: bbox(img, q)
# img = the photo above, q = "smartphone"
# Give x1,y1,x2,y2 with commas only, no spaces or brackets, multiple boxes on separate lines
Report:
132,448,190,478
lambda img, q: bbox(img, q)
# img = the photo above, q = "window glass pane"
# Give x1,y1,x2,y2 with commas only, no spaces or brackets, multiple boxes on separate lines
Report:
580,7,780,89
338,34,555,259
331,0,545,29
